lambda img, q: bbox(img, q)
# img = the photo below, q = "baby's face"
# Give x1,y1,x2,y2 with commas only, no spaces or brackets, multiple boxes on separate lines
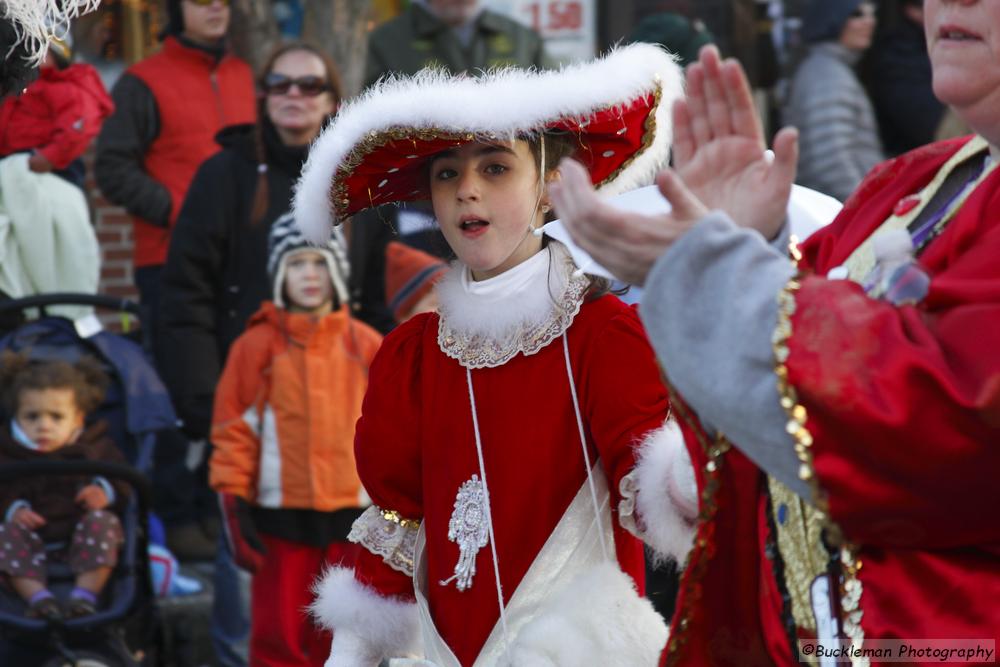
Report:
15,388,85,451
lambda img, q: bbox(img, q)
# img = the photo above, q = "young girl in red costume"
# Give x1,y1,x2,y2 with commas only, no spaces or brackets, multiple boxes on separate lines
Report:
294,45,697,667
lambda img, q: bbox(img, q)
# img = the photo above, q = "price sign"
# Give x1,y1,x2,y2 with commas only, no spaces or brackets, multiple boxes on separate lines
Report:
486,0,596,64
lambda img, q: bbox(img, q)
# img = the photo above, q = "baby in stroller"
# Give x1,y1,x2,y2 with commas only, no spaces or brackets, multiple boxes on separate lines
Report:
0,350,126,622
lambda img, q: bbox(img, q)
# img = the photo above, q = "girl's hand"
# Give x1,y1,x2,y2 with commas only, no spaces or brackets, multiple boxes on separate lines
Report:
76,484,110,510
12,507,46,530
550,158,708,286
672,45,798,240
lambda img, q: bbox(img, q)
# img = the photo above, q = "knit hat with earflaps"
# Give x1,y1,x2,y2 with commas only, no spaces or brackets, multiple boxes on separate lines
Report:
292,42,684,243
385,241,448,323
267,212,350,309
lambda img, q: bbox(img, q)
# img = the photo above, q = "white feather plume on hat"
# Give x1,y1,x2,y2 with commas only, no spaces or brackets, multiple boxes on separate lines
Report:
293,43,684,243
1,0,99,64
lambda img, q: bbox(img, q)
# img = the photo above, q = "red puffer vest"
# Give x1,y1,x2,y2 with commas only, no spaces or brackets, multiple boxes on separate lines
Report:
127,37,255,267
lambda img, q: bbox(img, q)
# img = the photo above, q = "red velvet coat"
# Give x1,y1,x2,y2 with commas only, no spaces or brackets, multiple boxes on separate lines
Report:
662,136,1000,666
352,294,669,666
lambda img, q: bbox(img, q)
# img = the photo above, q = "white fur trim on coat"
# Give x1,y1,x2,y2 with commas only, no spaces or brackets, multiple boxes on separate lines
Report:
293,43,683,243
620,420,698,566
499,561,668,667
310,567,422,665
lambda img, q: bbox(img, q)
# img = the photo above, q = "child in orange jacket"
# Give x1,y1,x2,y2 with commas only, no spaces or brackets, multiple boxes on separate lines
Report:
209,212,382,667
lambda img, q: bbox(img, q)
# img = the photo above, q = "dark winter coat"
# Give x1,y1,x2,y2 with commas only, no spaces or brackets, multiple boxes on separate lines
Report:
869,17,945,155
365,4,548,89
157,120,307,440
0,421,127,543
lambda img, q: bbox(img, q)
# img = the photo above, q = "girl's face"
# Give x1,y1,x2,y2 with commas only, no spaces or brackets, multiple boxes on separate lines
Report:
283,249,333,314
430,140,546,280
15,388,85,451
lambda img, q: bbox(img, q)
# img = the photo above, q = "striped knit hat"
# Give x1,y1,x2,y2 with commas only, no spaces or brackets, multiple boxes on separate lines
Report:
267,212,349,308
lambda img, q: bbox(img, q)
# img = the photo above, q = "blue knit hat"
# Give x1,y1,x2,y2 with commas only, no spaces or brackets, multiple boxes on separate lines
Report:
801,0,866,43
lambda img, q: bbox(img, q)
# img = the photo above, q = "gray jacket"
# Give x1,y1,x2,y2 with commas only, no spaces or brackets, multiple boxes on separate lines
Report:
784,43,884,202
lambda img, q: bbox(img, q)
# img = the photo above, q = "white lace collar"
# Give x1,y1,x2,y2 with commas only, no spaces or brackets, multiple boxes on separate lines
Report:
436,241,590,368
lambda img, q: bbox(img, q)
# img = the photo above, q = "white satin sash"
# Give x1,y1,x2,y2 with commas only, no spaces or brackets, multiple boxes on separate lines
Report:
406,464,613,667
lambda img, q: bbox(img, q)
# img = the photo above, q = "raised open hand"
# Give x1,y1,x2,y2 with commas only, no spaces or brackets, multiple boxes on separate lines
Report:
549,158,708,286
673,45,798,240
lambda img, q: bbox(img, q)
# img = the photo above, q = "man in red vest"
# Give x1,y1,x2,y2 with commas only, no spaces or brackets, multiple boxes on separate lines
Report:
95,3,255,666
95,0,255,336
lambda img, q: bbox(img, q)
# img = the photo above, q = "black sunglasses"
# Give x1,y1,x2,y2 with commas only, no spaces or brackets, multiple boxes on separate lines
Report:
263,74,330,97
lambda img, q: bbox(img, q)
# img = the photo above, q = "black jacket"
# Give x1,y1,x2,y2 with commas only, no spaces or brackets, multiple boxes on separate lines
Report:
157,120,306,439
868,18,945,156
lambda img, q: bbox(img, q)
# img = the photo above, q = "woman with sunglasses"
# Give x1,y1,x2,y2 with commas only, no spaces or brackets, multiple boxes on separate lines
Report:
160,41,341,446
157,43,342,665
784,0,884,202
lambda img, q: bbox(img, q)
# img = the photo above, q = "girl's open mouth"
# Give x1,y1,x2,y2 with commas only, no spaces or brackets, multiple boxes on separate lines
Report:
460,218,490,237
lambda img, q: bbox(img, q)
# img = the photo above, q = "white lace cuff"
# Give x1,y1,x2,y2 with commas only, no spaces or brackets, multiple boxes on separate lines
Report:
348,505,421,577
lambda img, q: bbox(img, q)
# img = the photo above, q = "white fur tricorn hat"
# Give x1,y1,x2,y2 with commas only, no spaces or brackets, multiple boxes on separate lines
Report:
293,43,683,242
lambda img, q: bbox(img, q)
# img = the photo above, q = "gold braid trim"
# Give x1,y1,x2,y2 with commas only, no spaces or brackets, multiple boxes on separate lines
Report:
378,507,421,530
773,277,828,514
661,385,732,664
773,276,866,664
840,546,868,667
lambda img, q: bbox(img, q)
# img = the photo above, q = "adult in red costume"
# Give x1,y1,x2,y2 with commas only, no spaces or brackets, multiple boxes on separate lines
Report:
551,0,1000,664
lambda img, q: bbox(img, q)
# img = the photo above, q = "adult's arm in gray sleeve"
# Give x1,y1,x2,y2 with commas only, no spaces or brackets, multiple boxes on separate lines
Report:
640,212,810,498
94,73,172,227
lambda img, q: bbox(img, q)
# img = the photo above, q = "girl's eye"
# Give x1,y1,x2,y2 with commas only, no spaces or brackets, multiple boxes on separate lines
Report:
434,168,457,181
485,163,507,175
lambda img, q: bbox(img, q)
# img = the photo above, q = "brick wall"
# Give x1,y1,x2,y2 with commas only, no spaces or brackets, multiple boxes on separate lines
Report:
85,150,139,330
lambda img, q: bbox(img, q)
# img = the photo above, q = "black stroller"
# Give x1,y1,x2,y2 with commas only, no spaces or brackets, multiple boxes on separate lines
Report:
0,460,156,667
0,293,177,666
